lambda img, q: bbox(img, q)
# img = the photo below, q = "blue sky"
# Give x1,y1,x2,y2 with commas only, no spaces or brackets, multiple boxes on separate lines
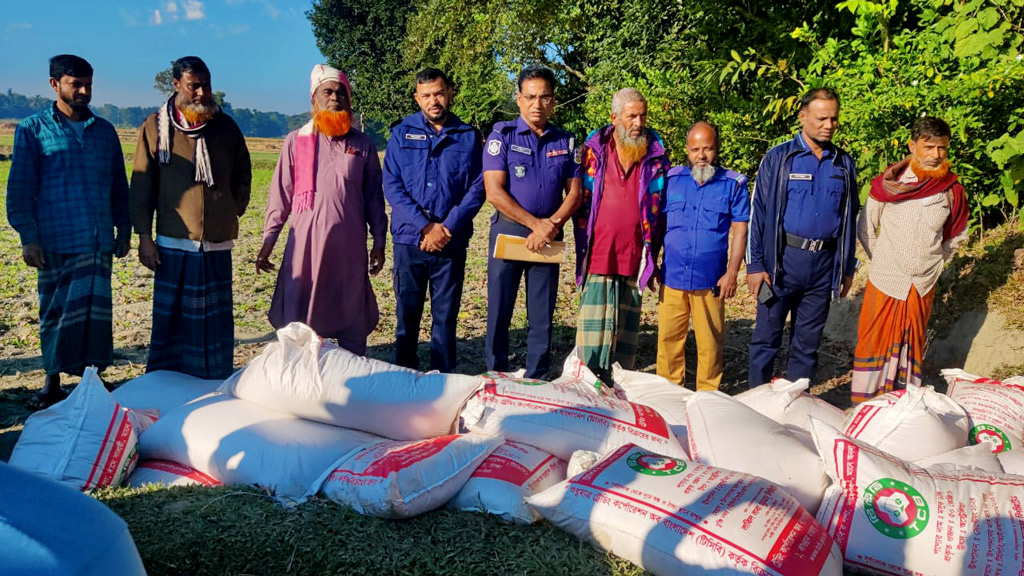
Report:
1,0,325,115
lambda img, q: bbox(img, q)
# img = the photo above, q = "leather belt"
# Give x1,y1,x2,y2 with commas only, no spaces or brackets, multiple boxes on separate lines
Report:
785,232,836,252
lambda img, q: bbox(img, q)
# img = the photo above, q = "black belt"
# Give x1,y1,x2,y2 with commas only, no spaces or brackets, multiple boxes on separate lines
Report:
785,232,836,252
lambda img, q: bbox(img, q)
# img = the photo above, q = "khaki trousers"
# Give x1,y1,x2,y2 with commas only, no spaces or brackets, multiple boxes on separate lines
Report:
656,285,725,390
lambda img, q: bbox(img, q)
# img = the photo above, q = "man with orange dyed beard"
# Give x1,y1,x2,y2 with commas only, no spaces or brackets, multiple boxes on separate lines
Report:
130,56,251,379
255,64,387,355
851,116,968,402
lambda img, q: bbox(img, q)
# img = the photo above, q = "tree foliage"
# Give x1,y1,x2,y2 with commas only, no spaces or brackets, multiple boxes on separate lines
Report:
309,0,1023,224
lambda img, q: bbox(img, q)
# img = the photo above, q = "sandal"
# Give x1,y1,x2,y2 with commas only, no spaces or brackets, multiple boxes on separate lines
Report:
26,388,68,411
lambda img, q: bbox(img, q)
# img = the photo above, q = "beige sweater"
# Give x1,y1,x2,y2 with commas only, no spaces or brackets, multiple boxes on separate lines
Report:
857,169,966,300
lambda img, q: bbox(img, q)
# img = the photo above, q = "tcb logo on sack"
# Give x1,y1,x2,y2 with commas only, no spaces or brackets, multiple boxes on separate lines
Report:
627,451,687,476
863,478,930,539
970,424,1012,453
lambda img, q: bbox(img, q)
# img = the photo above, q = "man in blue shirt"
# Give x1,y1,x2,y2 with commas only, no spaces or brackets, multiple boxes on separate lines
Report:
657,122,749,390
383,68,485,372
6,55,130,409
482,67,582,378
746,88,859,388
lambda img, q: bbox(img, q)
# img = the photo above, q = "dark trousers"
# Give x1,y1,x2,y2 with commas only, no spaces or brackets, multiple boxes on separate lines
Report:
393,242,467,373
748,246,835,388
485,216,559,379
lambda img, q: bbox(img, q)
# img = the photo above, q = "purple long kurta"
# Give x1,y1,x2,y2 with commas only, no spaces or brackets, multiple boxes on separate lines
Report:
263,128,387,354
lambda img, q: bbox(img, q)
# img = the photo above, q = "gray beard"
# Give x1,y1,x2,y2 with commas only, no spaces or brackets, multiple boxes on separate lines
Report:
691,165,715,184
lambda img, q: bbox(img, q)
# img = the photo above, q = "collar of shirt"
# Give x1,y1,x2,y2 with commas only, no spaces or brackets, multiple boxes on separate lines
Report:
50,102,96,130
677,165,725,188
516,115,550,139
796,132,835,160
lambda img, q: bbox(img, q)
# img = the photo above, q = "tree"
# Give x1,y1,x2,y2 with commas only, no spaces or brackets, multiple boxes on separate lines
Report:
307,0,418,131
154,62,175,97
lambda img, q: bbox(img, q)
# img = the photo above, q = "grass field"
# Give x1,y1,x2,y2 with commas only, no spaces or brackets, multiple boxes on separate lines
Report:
1,125,1022,575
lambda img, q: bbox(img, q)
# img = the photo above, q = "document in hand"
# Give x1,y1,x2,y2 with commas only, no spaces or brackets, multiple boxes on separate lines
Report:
492,233,566,263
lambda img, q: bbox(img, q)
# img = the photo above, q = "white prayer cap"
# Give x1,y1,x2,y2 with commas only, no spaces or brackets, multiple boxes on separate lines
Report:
309,64,351,99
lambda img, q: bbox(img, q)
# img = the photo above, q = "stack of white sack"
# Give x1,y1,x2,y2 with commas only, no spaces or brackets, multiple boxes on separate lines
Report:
219,322,484,440
527,443,844,576
812,419,1024,575
841,385,969,461
736,377,847,431
460,374,687,461
9,367,158,491
941,368,1024,454
685,390,829,514
448,440,567,523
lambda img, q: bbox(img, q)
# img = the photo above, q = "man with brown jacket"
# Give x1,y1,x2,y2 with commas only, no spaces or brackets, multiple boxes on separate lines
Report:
129,56,251,379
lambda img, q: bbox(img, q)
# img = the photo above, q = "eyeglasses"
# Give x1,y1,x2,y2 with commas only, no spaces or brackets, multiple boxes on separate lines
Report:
520,94,554,105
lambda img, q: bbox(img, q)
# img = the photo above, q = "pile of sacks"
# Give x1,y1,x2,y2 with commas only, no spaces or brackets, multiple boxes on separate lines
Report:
10,322,1024,576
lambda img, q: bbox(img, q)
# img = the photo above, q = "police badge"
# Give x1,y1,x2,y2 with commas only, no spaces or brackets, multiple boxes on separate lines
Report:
487,139,502,156
513,164,527,179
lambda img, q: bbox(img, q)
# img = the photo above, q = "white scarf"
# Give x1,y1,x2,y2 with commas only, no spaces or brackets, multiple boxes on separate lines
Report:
157,96,215,187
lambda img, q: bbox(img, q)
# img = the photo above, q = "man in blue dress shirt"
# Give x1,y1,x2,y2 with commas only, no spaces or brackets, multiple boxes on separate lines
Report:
383,68,485,372
657,122,749,390
482,67,583,379
746,88,859,388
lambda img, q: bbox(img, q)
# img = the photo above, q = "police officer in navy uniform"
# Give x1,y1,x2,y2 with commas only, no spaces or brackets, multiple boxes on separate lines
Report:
482,66,583,379
383,68,485,372
746,87,859,388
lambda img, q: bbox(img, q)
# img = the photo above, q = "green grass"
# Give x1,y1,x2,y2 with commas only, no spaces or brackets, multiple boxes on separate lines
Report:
95,486,648,576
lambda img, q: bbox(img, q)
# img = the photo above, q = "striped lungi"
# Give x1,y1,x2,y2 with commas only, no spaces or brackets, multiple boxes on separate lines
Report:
147,246,235,379
575,274,642,376
37,252,113,375
851,280,935,404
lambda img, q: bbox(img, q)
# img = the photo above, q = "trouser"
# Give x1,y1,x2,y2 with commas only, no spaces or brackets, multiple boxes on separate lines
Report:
656,286,725,391
575,274,642,378
748,246,834,388
392,242,467,372
485,215,560,379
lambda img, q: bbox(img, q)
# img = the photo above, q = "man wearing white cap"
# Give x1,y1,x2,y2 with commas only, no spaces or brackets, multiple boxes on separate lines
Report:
255,64,388,354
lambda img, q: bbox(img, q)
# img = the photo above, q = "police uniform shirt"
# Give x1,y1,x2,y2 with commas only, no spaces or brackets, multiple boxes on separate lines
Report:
782,133,846,240
481,116,582,218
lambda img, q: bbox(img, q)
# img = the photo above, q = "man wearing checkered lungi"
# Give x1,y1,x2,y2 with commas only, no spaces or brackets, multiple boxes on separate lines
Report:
130,56,251,379
572,89,669,380
7,55,131,410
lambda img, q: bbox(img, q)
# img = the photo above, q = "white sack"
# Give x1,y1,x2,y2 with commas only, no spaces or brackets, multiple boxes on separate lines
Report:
812,419,1024,576
220,322,482,440
10,367,145,490
139,392,379,503
112,370,222,416
686,391,829,514
736,378,846,431
318,433,501,518
553,349,614,395
127,460,222,488
461,377,687,461
611,362,691,449
941,368,1024,454
997,449,1024,476
448,441,567,523
913,444,1004,473
842,386,968,461
527,443,843,576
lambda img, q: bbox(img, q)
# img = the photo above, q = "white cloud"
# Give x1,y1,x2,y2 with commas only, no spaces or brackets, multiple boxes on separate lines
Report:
165,1,178,13
226,0,280,19
152,9,163,25
182,0,205,20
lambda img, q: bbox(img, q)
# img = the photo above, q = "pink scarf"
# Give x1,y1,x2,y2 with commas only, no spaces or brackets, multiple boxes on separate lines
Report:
292,121,318,214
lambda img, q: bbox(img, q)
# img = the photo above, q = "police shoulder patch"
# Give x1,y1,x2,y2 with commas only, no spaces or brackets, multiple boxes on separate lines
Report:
487,139,503,156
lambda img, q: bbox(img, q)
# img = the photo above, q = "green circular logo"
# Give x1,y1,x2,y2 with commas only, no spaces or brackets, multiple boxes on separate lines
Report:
863,478,929,539
969,424,1011,453
626,452,687,476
